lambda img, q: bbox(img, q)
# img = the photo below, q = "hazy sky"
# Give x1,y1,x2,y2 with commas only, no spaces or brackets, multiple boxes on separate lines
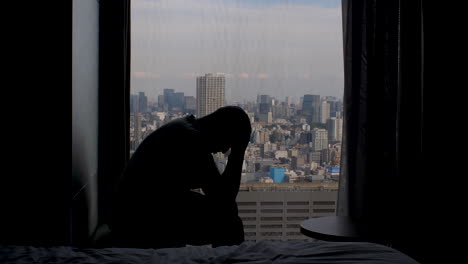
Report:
131,0,343,103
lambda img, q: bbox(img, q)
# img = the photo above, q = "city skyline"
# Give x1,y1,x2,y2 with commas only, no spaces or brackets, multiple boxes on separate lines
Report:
129,94,343,182
131,0,343,103
132,87,342,106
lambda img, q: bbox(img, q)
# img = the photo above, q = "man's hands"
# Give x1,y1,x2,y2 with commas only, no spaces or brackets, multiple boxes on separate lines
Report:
229,134,250,158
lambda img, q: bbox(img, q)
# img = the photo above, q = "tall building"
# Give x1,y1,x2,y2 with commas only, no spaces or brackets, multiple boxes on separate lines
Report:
326,117,343,142
184,96,196,114
336,119,343,142
174,92,185,111
130,94,139,113
258,112,273,124
257,95,273,123
258,95,272,113
196,73,225,117
302,94,320,123
130,92,148,113
157,94,165,109
329,100,343,118
320,101,330,124
311,128,328,152
163,88,175,111
138,92,148,113
134,113,142,146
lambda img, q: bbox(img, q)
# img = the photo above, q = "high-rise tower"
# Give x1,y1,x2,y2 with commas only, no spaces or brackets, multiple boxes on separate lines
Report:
196,73,225,117
302,94,320,123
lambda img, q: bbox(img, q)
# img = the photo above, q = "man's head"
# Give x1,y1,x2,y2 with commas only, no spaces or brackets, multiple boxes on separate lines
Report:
196,106,252,153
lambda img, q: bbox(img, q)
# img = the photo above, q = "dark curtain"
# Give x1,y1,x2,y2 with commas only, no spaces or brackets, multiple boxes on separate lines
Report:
338,0,426,261
98,0,131,230
2,1,72,246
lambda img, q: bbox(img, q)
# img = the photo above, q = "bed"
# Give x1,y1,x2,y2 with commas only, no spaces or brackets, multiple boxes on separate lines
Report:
1,240,419,264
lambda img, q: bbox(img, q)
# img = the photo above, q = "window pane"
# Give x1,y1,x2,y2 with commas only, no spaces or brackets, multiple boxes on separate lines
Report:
131,0,343,242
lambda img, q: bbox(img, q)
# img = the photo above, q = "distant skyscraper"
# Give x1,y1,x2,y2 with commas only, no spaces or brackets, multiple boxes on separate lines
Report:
257,94,269,104
320,101,330,124
130,94,139,113
257,94,272,123
134,113,142,146
302,94,320,123
326,118,343,142
163,88,175,111
259,103,271,114
138,92,148,113
311,128,328,152
329,100,343,118
258,112,273,124
184,96,196,114
157,94,165,108
174,92,185,110
258,94,271,105
196,73,225,117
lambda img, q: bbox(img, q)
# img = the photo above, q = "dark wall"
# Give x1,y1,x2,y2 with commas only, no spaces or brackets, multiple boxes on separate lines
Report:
1,0,129,247
1,2,71,246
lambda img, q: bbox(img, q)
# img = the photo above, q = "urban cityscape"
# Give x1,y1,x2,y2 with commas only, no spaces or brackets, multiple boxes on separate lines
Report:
130,73,342,186
130,73,342,241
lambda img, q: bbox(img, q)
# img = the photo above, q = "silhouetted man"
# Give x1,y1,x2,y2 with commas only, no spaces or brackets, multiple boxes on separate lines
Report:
110,106,252,249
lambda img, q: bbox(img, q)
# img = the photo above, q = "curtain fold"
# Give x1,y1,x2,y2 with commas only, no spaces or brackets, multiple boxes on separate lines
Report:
338,0,424,260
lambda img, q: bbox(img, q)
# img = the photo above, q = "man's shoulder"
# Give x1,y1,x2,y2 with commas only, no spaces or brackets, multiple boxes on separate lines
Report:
137,115,200,154
159,115,198,133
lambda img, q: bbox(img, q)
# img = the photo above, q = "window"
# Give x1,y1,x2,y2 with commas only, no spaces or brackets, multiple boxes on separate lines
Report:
286,224,301,229
287,201,309,206
261,232,282,237
239,209,257,214
287,209,309,213
286,232,302,236
131,0,343,242
313,201,336,205
245,232,256,237
260,201,283,206
261,217,283,221
238,202,257,206
286,216,308,221
312,209,336,213
261,209,283,214
260,224,282,229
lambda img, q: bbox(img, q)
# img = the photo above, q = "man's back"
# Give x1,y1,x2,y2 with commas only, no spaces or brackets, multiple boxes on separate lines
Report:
111,115,220,247
119,115,218,194
110,107,251,248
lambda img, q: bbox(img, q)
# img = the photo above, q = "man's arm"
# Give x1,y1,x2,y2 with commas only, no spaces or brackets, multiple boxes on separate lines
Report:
223,145,248,198
202,143,247,201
